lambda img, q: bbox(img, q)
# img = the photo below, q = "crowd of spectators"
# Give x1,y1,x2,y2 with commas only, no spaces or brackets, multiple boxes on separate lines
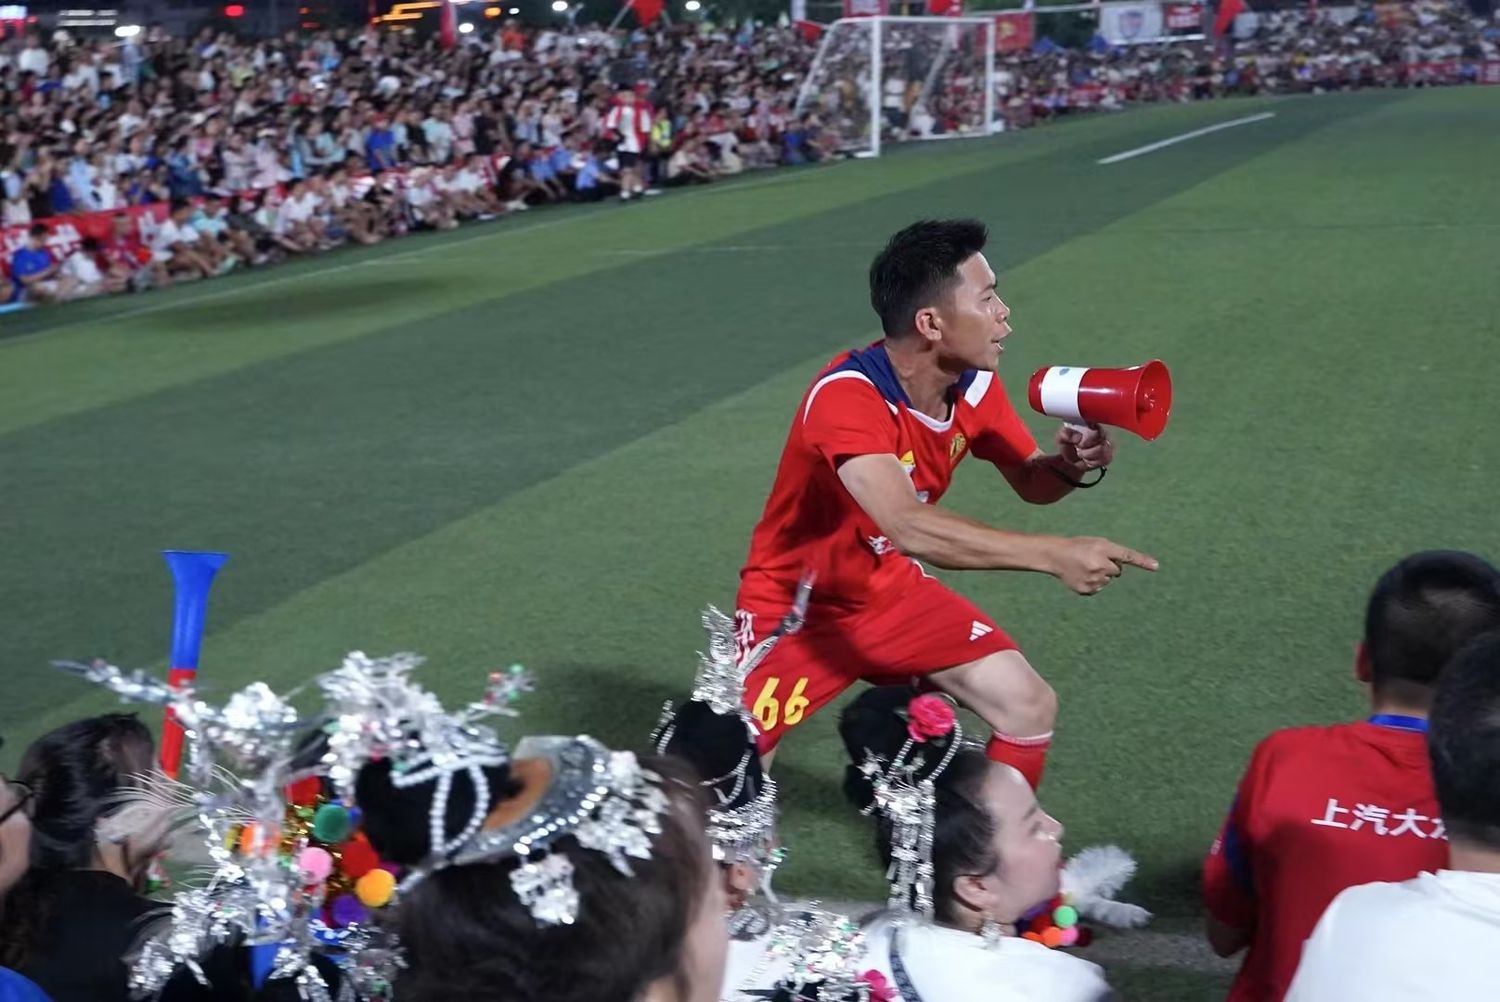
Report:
996,0,1499,127
0,19,833,305
3,0,1497,307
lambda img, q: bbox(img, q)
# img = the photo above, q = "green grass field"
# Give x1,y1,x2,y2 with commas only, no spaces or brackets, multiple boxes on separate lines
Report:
4,86,1498,996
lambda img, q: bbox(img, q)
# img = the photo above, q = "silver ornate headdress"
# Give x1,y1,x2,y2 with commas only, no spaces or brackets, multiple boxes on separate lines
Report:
315,651,531,862
435,734,672,928
53,659,345,1001
857,697,964,923
651,573,813,870
726,904,877,1002
763,907,874,1002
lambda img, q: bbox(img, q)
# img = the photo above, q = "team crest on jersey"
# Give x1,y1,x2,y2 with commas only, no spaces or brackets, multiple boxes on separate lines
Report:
949,433,967,465
898,450,917,476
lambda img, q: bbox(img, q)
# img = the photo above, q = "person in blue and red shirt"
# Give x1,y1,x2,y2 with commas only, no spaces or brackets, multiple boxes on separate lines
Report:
735,218,1158,788
1202,550,1500,1002
8,224,75,305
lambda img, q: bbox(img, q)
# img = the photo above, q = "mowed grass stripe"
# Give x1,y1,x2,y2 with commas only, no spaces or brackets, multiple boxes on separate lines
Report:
0,91,1372,738
0,97,1261,438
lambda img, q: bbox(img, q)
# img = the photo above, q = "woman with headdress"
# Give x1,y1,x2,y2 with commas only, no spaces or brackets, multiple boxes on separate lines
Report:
0,714,169,1002
652,600,882,1002
839,687,1115,1002
318,653,730,1002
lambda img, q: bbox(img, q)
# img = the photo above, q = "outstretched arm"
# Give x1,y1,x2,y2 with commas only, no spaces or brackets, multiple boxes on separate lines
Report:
837,454,1156,594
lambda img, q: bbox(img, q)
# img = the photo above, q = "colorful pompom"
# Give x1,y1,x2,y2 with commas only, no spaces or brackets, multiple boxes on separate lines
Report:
329,894,369,928
312,803,353,844
298,847,333,884
285,776,323,807
339,835,380,880
355,868,396,908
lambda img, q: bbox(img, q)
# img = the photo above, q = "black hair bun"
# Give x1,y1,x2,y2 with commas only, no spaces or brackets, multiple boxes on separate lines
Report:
653,700,765,810
356,758,517,866
838,686,956,812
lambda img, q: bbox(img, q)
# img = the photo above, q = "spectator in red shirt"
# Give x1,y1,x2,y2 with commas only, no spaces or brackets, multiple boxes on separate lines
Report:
1202,550,1500,1001
100,213,168,292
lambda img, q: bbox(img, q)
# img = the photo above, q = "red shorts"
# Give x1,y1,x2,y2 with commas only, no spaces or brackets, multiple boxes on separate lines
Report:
735,574,1018,752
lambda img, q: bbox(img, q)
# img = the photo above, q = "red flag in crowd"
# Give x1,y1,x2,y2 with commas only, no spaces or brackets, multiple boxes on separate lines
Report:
628,0,664,24
928,0,964,15
794,19,825,43
1214,0,1246,36
439,0,457,49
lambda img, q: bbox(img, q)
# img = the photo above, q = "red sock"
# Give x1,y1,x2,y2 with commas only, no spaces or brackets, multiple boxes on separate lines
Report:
986,732,1053,790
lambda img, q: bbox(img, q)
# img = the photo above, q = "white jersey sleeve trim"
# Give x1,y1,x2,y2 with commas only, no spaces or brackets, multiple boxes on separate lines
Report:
802,370,884,423
964,370,994,408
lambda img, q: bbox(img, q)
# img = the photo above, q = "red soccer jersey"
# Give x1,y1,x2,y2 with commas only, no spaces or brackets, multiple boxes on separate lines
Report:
1203,720,1447,1002
738,342,1038,614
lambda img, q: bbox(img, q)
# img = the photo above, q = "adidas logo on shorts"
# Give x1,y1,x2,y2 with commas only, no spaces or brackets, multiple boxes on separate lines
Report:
969,621,994,642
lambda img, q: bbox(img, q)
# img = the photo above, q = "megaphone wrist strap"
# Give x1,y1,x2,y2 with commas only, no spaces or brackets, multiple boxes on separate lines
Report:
1046,464,1107,490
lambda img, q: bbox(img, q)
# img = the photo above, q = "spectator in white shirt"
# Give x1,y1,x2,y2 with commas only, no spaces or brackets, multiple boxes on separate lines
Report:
1288,630,1500,1002
423,104,456,166
151,199,214,280
273,178,323,251
62,238,124,297
603,85,650,201
16,35,48,77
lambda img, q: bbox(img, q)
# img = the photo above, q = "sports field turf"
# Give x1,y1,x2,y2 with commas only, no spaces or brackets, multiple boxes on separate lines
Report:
3,86,1498,996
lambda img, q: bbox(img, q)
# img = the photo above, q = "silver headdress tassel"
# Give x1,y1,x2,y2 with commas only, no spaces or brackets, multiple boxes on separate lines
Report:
434,734,672,928
315,651,531,863
858,699,964,923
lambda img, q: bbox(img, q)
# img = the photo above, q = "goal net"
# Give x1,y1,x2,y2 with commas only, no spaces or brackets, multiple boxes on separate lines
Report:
795,15,997,158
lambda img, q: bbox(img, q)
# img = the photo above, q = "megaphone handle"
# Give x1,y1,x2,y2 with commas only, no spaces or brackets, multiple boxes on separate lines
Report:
1065,421,1095,436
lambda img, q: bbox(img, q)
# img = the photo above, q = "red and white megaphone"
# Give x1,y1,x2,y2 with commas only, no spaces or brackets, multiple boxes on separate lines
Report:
1027,360,1172,441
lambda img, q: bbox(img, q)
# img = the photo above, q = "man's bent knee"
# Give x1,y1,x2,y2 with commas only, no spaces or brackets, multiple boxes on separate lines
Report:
933,651,1057,736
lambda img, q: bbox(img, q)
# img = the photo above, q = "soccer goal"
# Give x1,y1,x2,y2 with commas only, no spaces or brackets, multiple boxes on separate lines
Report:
795,15,998,159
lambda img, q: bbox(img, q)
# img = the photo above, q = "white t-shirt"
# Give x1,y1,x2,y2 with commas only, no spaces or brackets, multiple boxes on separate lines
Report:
454,169,483,194
63,249,103,286
1287,870,1500,1001
154,219,199,250
858,914,1112,1002
277,193,320,231
17,45,49,75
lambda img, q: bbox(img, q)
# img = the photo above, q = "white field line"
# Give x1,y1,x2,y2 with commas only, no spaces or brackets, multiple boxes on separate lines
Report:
1096,112,1276,165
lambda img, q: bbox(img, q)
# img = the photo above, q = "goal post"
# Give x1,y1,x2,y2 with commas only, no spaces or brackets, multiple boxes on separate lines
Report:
795,15,998,159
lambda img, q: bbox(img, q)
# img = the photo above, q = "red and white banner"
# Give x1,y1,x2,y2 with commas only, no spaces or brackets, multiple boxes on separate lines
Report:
928,0,965,16
2,204,169,273
842,0,888,17
1163,2,1203,31
993,11,1033,52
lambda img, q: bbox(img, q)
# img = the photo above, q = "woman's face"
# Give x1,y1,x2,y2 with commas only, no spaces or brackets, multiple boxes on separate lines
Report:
674,828,729,1002
0,777,35,897
980,763,1064,921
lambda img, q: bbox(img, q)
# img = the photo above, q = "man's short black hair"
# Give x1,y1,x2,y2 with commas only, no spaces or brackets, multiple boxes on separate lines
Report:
869,219,988,339
1428,629,1500,850
27,222,47,238
1365,550,1500,704
169,196,192,214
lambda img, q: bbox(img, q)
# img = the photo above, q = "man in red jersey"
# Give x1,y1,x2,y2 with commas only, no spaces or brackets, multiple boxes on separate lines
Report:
1202,550,1500,1002
735,218,1158,789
